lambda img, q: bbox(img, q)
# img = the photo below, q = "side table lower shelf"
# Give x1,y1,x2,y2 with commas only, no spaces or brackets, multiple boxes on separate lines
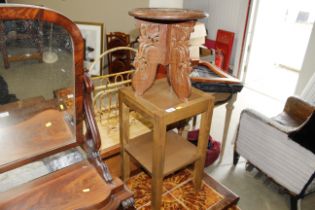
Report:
124,131,199,177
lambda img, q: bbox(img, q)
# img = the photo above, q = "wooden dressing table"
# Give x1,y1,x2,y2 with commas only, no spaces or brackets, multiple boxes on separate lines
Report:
0,5,133,209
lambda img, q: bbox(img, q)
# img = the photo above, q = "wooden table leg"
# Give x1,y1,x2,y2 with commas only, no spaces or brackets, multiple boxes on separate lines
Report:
119,98,130,181
219,93,237,161
0,21,10,69
193,99,214,190
152,119,166,210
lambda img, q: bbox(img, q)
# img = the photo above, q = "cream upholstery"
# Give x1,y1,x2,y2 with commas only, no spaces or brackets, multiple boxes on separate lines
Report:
236,109,315,195
234,73,315,210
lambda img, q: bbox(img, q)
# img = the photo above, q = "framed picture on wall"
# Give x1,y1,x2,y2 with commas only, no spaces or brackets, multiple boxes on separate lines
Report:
75,21,105,76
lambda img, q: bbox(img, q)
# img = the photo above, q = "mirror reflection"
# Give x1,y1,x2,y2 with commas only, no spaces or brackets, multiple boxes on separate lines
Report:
0,20,74,101
0,19,76,170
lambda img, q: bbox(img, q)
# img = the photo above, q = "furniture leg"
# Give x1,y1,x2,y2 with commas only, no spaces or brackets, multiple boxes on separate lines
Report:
0,21,9,69
193,99,214,190
245,161,255,172
290,196,298,210
220,93,237,160
119,99,130,181
152,119,166,210
192,115,197,129
0,43,9,69
233,150,240,166
167,21,195,102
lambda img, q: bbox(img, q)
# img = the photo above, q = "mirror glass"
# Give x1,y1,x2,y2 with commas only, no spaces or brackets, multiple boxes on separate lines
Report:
0,20,74,102
0,19,77,178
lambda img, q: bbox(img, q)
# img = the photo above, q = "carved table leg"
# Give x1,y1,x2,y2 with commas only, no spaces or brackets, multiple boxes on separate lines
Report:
168,22,195,102
132,22,167,96
132,62,159,96
219,93,237,161
132,20,196,102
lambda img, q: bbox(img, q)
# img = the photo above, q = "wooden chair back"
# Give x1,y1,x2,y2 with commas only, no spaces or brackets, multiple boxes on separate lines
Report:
106,32,133,74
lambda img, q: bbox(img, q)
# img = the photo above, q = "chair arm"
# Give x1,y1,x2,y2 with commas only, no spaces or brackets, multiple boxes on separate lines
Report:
284,96,315,122
236,108,315,195
240,108,294,134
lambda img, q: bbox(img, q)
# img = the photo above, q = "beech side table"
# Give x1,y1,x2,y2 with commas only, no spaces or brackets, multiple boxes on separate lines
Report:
119,78,214,210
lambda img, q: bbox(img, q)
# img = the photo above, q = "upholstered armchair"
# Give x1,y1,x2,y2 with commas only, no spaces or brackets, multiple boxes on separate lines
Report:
233,73,315,210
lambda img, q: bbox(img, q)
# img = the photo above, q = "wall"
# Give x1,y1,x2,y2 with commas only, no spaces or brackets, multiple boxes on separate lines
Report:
184,0,249,75
183,0,209,27
9,0,249,76
295,23,315,94
8,0,149,39
150,0,183,8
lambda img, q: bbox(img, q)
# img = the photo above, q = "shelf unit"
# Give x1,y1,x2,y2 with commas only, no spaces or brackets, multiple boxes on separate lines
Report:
119,78,214,210
125,131,199,176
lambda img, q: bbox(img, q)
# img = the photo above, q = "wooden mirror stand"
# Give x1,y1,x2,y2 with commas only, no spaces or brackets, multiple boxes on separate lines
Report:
0,4,133,209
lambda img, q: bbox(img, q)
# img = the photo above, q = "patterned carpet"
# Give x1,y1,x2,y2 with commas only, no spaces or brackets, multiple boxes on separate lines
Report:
127,169,240,210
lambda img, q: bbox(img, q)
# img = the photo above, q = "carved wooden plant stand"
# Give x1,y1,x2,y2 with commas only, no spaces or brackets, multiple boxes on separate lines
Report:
129,8,207,101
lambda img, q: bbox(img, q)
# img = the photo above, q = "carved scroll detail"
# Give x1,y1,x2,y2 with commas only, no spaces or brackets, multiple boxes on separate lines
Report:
168,22,195,101
132,22,161,96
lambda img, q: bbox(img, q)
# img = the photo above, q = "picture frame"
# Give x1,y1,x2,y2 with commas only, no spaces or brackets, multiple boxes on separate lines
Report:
75,21,104,75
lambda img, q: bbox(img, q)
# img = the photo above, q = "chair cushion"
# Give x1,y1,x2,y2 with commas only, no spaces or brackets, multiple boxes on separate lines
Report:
289,111,315,154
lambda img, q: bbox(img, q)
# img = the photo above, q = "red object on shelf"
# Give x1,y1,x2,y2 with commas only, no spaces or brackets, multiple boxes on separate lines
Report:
215,49,224,69
205,38,216,49
215,30,235,72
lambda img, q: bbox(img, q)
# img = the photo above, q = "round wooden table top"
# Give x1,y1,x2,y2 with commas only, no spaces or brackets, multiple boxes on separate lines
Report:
129,8,208,22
